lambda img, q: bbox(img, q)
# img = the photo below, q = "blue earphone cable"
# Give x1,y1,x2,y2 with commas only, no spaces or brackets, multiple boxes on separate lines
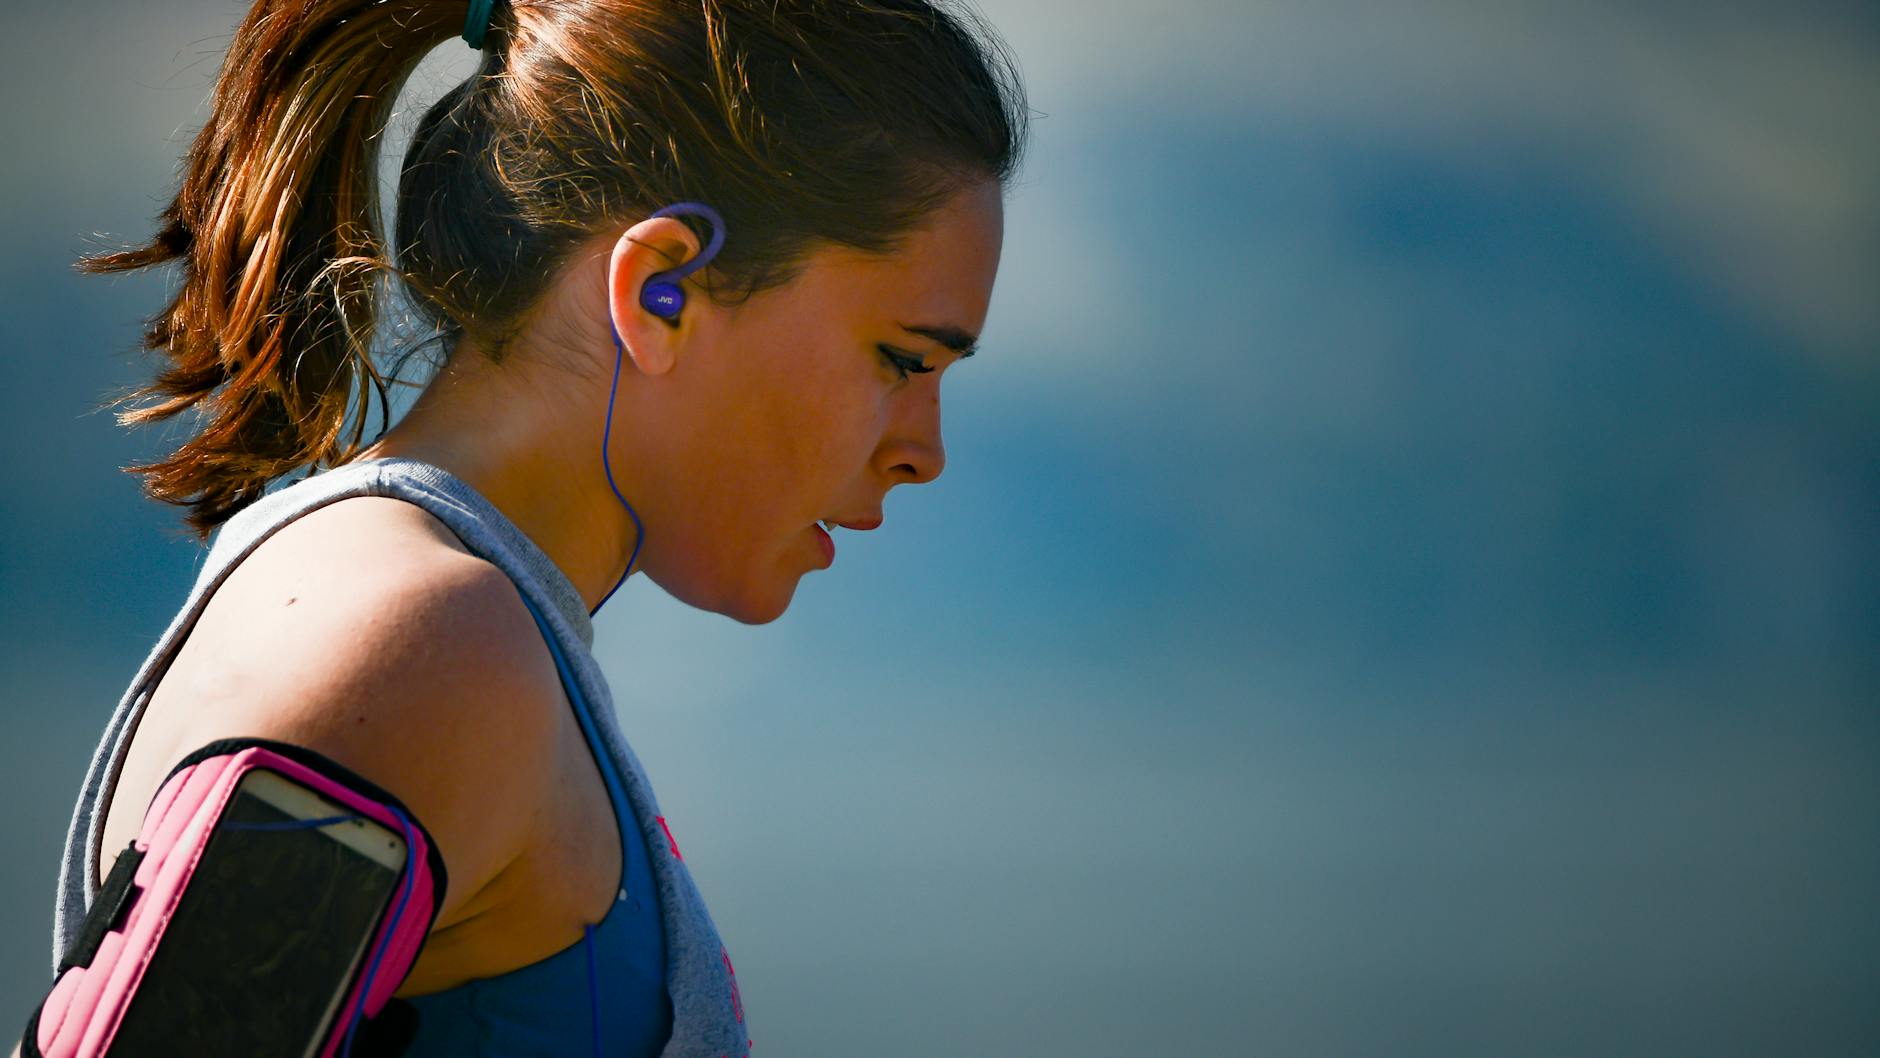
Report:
573,204,724,1053
222,813,359,831
585,922,604,1058
340,805,419,1058
591,325,645,618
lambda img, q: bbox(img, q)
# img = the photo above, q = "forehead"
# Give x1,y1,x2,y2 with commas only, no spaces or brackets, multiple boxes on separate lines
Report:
796,182,1004,328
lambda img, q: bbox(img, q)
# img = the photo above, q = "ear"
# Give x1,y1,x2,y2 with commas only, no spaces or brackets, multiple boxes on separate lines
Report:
607,216,705,377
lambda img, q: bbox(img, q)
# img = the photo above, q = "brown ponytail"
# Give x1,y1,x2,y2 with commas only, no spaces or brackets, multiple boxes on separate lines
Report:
84,0,1031,541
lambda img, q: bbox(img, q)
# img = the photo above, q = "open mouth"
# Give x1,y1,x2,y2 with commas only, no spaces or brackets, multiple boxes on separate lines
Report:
811,522,835,566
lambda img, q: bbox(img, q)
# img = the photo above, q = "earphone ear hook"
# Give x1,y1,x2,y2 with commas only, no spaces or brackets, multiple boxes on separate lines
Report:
637,202,726,322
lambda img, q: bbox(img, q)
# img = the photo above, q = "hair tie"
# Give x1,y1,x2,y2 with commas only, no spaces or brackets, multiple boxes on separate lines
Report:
463,0,496,49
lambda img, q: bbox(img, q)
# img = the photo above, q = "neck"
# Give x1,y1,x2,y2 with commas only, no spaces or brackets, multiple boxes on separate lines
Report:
349,336,643,615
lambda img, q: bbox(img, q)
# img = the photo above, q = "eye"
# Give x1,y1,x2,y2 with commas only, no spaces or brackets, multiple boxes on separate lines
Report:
877,344,935,381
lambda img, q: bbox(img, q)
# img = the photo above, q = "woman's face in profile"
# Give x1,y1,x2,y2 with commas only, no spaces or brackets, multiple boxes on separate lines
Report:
637,179,1004,624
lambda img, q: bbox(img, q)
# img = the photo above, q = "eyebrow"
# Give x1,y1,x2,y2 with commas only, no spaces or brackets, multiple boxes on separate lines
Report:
898,322,980,359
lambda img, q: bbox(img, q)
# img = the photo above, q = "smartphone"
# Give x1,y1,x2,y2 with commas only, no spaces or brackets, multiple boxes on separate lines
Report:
106,767,409,1057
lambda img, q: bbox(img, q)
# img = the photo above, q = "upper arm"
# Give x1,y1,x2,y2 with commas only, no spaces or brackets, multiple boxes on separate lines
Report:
172,555,560,931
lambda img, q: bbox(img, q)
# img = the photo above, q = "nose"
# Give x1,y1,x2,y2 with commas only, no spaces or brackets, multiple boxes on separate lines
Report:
877,388,946,486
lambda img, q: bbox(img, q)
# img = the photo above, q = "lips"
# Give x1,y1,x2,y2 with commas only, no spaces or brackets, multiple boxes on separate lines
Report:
809,514,879,568
810,522,835,567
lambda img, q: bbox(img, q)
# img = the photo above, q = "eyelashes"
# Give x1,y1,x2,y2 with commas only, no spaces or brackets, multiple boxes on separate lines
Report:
877,344,935,381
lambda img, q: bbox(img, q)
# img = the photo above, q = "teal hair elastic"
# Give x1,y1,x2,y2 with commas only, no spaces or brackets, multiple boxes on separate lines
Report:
462,0,496,49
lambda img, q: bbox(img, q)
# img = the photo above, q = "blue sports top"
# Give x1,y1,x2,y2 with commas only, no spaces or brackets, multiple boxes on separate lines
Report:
52,456,753,1058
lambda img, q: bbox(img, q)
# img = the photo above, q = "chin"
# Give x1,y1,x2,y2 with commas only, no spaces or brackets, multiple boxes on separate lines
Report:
725,601,789,626
650,567,798,625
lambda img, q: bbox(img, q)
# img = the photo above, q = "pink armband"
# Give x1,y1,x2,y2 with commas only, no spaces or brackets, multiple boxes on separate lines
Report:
24,738,448,1058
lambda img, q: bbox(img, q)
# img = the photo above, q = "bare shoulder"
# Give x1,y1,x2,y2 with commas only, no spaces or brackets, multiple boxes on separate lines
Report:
140,495,564,927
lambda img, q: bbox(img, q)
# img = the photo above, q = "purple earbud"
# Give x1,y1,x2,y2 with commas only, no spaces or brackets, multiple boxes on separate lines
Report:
638,202,726,320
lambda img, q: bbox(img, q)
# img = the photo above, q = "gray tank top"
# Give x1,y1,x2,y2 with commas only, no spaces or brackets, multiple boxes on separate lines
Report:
50,455,753,1058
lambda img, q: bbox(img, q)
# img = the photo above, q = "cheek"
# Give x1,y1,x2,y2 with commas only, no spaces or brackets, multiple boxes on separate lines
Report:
757,363,877,480
698,366,862,521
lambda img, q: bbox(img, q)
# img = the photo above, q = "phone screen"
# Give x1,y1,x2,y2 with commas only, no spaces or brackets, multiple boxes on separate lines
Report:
109,770,406,1055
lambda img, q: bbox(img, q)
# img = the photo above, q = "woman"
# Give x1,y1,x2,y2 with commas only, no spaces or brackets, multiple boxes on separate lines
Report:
31,0,1027,1053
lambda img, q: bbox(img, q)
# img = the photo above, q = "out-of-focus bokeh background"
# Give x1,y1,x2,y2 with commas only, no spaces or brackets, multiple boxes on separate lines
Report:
4,1,1876,1054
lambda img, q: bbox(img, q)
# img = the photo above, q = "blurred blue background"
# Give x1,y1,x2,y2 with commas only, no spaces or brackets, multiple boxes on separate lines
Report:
3,1,1877,1054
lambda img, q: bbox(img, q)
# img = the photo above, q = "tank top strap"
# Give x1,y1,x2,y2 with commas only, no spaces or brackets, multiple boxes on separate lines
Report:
508,584,636,852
